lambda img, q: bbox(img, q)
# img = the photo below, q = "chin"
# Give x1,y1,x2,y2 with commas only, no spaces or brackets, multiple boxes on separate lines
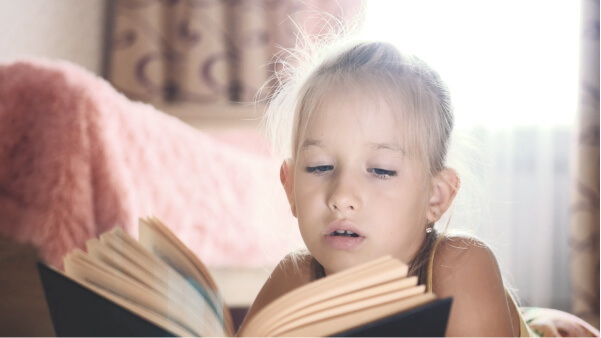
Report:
321,252,382,276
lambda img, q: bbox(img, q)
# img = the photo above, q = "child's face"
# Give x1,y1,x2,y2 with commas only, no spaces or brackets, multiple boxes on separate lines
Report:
286,91,431,275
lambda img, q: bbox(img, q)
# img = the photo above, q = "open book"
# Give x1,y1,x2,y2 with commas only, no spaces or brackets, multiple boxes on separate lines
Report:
38,216,452,337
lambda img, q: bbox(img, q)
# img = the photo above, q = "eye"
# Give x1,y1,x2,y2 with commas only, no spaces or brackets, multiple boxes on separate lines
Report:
306,165,334,174
368,168,397,179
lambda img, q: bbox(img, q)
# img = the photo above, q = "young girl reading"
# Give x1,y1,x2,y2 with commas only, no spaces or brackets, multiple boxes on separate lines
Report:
240,39,533,336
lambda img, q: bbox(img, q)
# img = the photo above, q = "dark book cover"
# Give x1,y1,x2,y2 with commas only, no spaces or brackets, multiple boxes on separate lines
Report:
335,297,452,337
38,262,176,337
38,262,452,337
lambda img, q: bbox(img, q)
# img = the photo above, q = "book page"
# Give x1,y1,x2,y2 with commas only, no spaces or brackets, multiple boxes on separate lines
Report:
64,249,216,336
277,292,437,337
139,217,218,291
138,216,234,336
47,264,195,337
86,230,225,336
263,278,422,335
244,255,399,331
240,256,408,336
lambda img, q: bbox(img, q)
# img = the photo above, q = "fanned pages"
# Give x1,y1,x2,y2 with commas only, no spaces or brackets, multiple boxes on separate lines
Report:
239,257,436,337
244,256,409,335
63,230,226,336
138,217,233,336
38,216,452,337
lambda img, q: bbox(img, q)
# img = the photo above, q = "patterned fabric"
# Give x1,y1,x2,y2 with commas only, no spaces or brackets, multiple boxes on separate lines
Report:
569,0,600,329
107,0,361,107
522,307,600,337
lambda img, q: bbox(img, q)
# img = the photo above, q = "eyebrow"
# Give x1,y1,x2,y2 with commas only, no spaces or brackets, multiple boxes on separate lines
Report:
370,142,406,155
300,139,405,155
299,139,324,152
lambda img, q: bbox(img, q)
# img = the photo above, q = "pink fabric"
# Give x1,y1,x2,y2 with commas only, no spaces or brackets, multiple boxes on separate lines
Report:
0,58,294,269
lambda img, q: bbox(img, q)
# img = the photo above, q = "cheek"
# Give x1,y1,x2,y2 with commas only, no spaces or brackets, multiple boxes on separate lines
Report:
381,184,426,209
374,204,427,262
293,175,324,213
374,189,429,229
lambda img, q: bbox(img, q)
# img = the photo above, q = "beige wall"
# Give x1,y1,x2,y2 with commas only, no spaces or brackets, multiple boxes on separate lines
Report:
0,0,107,75
0,0,258,130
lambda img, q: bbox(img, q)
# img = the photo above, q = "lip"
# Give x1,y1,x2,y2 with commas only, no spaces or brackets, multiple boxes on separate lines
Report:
323,220,365,251
324,220,363,237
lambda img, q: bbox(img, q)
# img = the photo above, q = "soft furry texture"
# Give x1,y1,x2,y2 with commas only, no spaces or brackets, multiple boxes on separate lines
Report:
0,58,296,269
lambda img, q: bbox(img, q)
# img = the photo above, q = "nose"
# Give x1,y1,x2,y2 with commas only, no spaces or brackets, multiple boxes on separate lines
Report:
327,171,361,215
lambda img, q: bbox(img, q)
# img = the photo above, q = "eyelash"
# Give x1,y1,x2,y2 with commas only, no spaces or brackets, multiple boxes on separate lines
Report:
306,165,334,174
305,166,397,179
368,168,397,179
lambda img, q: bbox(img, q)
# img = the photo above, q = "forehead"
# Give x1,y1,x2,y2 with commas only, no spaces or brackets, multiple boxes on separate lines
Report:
302,86,406,140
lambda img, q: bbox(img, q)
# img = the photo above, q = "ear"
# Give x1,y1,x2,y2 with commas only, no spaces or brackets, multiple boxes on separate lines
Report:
427,168,460,223
280,159,297,217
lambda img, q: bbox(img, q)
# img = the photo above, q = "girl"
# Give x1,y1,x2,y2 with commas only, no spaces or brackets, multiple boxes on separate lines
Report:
240,39,532,337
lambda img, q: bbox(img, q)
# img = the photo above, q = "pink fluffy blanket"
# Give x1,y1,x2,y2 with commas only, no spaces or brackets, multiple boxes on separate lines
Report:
0,58,296,269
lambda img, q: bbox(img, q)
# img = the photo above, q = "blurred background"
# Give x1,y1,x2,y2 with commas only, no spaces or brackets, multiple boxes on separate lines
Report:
0,0,598,328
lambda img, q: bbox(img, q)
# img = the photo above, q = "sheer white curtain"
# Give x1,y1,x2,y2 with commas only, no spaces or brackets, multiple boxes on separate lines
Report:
363,0,580,311
470,126,573,311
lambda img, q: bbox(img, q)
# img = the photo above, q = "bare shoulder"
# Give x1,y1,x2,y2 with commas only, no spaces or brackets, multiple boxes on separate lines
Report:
432,236,520,336
237,251,314,333
432,236,500,281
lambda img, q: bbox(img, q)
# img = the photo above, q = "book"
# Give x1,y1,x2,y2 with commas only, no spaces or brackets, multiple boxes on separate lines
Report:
38,216,452,337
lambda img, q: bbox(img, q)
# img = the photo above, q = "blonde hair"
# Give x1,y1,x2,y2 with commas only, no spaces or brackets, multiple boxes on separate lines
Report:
262,36,455,282
264,38,453,173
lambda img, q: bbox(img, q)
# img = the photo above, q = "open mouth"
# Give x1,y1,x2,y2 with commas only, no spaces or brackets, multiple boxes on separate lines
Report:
331,230,360,238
